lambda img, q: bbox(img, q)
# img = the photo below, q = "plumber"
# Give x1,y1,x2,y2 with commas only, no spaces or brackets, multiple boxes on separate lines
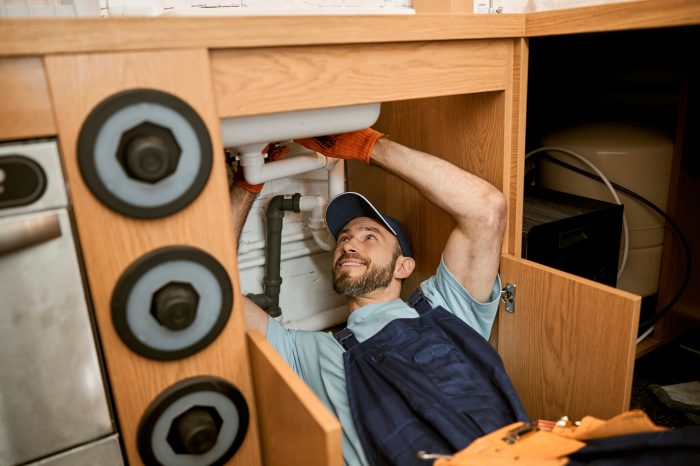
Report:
230,129,529,466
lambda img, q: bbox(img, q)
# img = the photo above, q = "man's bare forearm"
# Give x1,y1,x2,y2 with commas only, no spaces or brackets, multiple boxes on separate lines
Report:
370,138,505,230
370,138,506,302
231,185,258,247
230,184,270,335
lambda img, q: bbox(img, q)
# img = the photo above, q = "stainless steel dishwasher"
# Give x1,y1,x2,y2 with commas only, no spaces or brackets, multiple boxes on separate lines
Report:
0,140,123,465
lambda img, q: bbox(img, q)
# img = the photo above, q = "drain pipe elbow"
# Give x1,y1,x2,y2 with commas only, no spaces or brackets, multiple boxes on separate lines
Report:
248,193,301,318
237,143,268,185
300,195,336,252
298,158,345,252
328,156,345,200
239,144,331,185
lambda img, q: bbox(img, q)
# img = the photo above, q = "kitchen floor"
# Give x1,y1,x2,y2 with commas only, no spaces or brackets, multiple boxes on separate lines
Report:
631,328,700,428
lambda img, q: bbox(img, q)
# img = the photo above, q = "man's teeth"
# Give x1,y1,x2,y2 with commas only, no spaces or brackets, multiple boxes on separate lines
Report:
338,260,365,266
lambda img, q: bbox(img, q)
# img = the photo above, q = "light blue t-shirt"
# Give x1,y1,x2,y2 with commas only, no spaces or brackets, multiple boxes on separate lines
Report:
266,257,502,466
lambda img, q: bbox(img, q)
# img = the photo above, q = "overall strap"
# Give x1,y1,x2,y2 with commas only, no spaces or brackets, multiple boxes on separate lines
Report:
334,288,432,351
334,327,360,351
407,288,433,316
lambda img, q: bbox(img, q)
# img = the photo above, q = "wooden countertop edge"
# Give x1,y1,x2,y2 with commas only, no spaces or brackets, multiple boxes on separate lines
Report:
525,0,700,37
0,14,524,56
0,0,698,56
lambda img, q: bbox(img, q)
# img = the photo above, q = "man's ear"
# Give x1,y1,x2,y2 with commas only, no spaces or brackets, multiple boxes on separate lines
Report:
394,256,416,279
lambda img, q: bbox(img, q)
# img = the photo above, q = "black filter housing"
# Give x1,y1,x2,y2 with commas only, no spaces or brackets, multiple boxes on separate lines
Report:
522,187,624,287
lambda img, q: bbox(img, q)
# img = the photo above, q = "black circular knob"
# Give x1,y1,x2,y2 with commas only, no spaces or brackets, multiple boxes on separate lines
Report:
123,135,173,183
152,283,198,330
141,378,245,464
175,407,219,455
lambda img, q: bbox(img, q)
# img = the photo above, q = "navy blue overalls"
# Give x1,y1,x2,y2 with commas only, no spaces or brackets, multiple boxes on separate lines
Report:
334,289,530,466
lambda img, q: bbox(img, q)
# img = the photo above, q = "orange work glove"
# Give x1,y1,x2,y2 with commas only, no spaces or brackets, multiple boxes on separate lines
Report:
231,143,289,193
295,128,385,164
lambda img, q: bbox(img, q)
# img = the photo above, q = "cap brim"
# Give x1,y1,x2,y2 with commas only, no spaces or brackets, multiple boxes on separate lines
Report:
325,192,398,240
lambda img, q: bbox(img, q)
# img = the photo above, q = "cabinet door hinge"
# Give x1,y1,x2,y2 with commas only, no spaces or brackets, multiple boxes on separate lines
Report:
500,282,516,313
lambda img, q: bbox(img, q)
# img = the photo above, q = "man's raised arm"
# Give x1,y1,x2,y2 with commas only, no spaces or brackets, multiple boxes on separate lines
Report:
371,138,506,303
298,130,507,303
230,171,270,336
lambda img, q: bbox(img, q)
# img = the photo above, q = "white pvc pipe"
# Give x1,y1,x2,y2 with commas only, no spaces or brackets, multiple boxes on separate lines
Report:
238,237,311,263
221,102,379,186
637,325,654,345
299,195,324,216
220,103,381,148
238,146,332,185
328,157,345,200
293,157,345,252
299,195,335,251
238,231,310,255
238,242,324,270
311,158,345,250
289,170,328,181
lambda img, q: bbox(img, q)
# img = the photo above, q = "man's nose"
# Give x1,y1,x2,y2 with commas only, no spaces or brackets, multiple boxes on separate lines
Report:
341,239,358,253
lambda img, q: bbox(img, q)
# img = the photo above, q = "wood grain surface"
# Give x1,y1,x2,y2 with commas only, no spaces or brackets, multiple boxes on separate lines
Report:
505,38,528,257
0,57,55,141
44,49,261,465
526,0,700,37
0,15,524,57
499,255,641,421
211,39,511,118
248,331,342,466
1,1,697,58
413,0,473,14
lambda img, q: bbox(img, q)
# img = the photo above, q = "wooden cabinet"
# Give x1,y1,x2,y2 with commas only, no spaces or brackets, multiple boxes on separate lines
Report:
525,25,700,358
498,256,639,420
0,3,698,463
248,332,342,466
0,57,55,140
346,89,641,422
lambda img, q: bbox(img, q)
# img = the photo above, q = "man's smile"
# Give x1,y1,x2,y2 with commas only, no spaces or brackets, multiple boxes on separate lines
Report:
335,254,368,270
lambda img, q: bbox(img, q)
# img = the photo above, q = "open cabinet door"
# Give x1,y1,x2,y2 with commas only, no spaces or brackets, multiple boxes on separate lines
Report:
498,255,641,422
247,331,342,466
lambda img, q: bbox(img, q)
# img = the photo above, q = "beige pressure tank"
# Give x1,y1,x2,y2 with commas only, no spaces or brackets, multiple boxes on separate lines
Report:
536,122,674,298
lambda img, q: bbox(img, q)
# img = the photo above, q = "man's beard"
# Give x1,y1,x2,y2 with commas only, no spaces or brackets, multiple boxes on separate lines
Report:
332,252,397,297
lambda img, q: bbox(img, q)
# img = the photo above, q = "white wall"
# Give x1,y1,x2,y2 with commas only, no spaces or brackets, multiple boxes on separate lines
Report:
475,0,638,14
163,0,413,14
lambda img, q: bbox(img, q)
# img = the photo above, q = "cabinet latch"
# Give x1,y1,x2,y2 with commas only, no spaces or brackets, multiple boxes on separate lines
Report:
500,282,516,313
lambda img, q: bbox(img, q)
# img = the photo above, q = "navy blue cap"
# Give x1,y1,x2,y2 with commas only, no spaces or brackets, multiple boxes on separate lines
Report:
325,192,413,258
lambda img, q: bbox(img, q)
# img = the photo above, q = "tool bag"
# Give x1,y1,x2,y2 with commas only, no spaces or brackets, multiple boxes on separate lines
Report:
433,410,700,466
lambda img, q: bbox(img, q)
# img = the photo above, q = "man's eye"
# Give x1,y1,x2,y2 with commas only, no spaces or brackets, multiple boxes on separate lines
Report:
367,235,376,240
339,236,349,242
